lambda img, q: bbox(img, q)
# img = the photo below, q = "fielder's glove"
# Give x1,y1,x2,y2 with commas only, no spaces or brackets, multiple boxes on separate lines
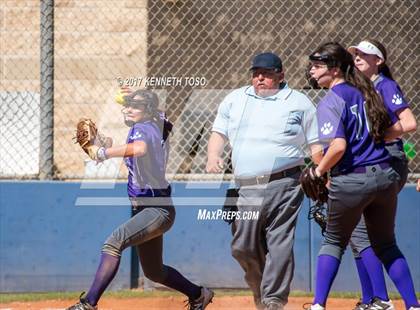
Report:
75,118,112,161
299,166,329,203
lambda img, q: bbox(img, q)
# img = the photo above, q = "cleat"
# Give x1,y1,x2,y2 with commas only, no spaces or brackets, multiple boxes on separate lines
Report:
353,300,370,310
265,302,284,310
186,287,214,310
303,303,325,310
66,292,97,310
367,297,395,310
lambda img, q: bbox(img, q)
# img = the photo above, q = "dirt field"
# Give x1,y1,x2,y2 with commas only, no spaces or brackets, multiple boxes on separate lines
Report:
0,295,407,310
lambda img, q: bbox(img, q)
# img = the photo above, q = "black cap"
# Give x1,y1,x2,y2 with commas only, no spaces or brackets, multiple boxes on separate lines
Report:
250,52,282,72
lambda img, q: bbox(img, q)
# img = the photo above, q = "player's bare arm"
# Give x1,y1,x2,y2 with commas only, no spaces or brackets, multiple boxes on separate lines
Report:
316,138,347,176
104,141,147,159
384,120,403,141
309,143,324,165
396,108,417,133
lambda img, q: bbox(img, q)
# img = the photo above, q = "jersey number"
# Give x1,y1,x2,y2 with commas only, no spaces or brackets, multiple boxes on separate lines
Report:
350,102,370,140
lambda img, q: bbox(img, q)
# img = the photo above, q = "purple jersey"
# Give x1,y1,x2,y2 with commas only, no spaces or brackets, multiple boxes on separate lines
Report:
124,119,169,197
375,73,409,116
374,73,409,155
317,82,390,174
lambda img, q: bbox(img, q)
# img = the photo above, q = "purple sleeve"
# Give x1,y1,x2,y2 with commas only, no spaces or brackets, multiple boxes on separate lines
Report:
130,123,149,143
378,80,409,115
388,111,399,125
316,92,346,142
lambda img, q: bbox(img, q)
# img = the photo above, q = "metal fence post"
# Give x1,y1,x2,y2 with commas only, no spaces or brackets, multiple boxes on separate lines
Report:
39,0,54,179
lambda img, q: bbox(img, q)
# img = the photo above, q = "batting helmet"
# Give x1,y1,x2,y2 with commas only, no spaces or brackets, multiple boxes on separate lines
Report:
309,42,354,74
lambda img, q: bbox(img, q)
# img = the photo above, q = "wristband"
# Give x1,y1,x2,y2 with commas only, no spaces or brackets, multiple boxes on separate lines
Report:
97,147,108,161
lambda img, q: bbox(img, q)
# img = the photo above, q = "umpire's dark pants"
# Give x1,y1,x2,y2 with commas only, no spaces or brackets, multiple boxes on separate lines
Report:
231,174,303,308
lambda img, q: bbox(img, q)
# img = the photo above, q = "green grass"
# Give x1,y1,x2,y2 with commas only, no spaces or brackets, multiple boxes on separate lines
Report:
0,291,75,303
0,290,180,303
1,289,419,304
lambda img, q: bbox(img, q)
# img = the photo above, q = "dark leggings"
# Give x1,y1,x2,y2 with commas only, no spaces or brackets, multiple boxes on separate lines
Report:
135,234,168,282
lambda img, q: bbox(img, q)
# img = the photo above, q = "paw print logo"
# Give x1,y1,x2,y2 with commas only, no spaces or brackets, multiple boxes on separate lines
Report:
130,132,142,139
392,93,403,105
321,122,333,135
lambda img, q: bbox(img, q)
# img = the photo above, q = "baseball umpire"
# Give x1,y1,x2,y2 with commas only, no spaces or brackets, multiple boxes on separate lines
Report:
68,89,214,310
206,52,320,310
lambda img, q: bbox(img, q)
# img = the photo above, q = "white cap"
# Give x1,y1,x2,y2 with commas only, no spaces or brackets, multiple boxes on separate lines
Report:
348,41,384,60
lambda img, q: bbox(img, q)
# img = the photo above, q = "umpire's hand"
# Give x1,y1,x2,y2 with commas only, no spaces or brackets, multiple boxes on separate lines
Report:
206,156,224,173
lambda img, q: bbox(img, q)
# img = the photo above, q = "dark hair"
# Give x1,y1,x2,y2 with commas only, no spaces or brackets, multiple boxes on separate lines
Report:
310,42,391,143
364,39,394,80
159,112,173,142
124,90,173,141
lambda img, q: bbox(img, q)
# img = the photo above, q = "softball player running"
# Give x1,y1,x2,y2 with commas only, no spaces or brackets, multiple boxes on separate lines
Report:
304,42,420,310
67,90,214,310
345,39,417,310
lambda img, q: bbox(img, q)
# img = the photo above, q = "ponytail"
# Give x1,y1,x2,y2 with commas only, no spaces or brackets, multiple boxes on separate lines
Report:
365,39,394,80
378,63,393,80
153,111,173,142
346,68,391,143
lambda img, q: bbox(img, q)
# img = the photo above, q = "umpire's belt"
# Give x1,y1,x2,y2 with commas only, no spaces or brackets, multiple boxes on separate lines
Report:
235,166,302,187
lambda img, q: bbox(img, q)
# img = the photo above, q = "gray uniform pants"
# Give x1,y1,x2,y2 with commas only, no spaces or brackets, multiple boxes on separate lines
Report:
321,165,402,266
349,158,408,257
104,196,175,282
231,174,303,307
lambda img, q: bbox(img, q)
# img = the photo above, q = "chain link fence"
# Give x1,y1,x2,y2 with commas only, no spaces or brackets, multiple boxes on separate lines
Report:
1,0,419,182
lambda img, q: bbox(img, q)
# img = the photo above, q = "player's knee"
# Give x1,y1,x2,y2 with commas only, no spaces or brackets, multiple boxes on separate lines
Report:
350,243,360,258
349,239,371,258
318,243,345,260
102,243,122,257
371,244,403,266
231,245,258,261
352,245,371,259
